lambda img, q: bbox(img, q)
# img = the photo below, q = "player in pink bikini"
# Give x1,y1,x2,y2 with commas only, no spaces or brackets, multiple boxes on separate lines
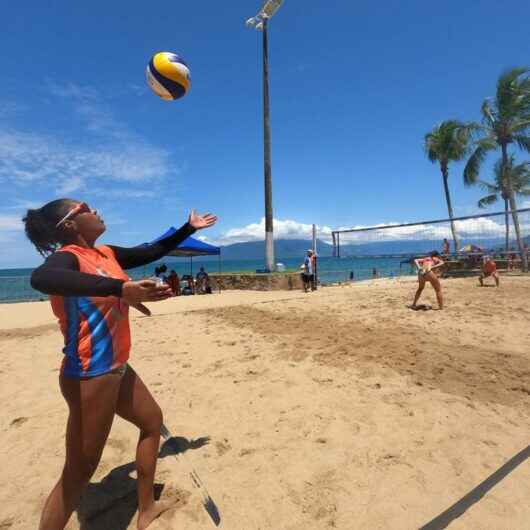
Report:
24,199,216,530
410,251,445,310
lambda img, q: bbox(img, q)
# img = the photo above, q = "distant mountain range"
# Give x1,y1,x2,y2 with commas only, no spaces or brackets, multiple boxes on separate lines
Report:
220,239,334,259
219,236,518,260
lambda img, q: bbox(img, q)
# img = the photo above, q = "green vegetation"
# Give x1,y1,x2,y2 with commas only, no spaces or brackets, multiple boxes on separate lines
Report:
424,120,474,252
426,67,530,271
477,156,530,250
464,67,530,271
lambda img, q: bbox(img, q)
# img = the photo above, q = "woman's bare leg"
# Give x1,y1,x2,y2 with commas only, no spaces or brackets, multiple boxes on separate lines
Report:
412,274,425,307
427,273,443,309
39,373,122,530
116,366,171,530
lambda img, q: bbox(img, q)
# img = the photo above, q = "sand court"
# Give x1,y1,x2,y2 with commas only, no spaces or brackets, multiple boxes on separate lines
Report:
0,277,529,529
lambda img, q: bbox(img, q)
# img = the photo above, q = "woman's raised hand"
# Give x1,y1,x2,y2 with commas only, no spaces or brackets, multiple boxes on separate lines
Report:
188,210,217,230
121,280,173,305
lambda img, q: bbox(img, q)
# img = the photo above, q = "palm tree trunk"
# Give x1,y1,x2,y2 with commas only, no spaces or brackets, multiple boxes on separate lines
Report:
504,198,510,252
501,144,528,272
441,163,460,253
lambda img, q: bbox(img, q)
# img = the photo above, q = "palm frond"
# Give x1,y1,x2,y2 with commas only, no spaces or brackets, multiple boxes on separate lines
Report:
424,132,439,163
463,138,496,186
481,99,496,127
496,67,530,119
510,162,530,193
514,134,530,153
478,194,499,208
510,118,530,134
511,160,530,178
478,179,499,194
497,67,529,90
424,120,474,164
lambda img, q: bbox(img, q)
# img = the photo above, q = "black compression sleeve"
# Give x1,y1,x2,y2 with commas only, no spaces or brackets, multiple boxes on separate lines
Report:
109,222,196,270
31,251,125,297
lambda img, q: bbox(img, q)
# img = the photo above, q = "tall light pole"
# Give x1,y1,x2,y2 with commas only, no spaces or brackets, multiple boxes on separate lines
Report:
246,0,284,272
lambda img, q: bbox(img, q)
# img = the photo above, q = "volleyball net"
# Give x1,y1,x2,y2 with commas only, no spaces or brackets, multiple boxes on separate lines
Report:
331,208,530,258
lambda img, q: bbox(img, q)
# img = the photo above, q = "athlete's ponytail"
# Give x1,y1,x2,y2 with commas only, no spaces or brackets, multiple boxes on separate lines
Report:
23,199,75,257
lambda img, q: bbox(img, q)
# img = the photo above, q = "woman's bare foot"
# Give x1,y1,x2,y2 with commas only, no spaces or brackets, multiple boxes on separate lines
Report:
137,501,175,530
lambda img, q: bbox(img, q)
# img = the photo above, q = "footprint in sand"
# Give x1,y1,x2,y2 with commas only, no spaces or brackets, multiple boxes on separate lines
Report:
9,417,28,428
155,483,191,511
215,439,232,456
0,518,14,529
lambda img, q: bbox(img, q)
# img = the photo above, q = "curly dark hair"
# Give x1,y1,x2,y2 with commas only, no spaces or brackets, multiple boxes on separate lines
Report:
23,199,77,256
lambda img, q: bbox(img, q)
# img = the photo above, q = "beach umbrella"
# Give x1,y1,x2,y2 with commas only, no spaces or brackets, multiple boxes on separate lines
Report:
460,244,483,253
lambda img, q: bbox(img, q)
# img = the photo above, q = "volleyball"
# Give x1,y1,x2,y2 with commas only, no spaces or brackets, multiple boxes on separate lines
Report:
146,52,191,101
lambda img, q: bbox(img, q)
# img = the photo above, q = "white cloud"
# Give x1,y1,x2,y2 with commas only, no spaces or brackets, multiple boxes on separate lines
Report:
0,127,171,189
332,215,530,245
98,212,127,226
0,101,28,118
216,218,334,245
56,176,85,195
3,199,42,210
128,83,148,96
47,81,99,102
216,214,530,247
0,214,23,246
0,81,175,193
0,214,23,231
89,188,158,199
48,81,138,140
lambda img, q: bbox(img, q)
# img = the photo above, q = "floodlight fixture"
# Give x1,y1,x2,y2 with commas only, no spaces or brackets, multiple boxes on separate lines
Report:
245,0,284,30
261,0,283,18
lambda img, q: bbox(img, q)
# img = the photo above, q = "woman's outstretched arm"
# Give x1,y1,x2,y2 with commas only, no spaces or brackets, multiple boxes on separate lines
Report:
109,222,196,270
110,211,217,270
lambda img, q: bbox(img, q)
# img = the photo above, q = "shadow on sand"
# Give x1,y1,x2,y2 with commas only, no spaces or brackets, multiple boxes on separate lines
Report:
408,304,433,311
160,434,221,527
76,435,210,530
419,444,530,530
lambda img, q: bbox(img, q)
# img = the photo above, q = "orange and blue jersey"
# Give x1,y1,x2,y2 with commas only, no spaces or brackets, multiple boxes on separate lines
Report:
49,245,131,378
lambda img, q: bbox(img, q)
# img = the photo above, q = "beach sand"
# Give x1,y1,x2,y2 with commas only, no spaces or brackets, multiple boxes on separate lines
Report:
0,276,529,529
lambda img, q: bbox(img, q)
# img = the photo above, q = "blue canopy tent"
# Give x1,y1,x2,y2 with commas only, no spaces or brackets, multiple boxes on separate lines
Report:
148,227,221,276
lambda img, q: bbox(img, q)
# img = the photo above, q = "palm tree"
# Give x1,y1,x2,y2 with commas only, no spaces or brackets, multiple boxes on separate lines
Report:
477,156,530,250
464,67,530,270
425,120,473,252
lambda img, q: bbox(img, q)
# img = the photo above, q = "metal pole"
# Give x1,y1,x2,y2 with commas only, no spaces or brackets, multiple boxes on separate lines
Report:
218,253,222,293
312,224,318,290
262,16,274,272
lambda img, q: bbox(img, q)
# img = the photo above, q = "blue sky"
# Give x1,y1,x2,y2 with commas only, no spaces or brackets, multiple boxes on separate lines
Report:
1,0,529,268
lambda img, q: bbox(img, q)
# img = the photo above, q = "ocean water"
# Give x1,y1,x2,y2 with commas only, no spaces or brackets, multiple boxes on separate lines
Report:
0,256,414,303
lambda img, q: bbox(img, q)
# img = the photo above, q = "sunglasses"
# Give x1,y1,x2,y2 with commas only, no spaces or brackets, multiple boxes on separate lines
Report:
55,202,91,228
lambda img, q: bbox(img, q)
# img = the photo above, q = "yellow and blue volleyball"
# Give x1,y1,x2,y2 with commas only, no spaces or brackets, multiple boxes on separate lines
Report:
146,52,191,101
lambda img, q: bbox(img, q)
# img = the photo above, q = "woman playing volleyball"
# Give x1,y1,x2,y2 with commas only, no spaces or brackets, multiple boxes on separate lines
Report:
23,199,216,530
410,251,445,310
